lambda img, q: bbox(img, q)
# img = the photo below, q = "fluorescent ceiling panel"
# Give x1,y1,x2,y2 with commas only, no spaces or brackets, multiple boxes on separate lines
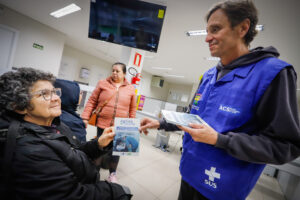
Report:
50,3,81,18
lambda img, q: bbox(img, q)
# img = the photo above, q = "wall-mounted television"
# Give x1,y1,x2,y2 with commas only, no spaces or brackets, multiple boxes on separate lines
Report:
88,0,167,53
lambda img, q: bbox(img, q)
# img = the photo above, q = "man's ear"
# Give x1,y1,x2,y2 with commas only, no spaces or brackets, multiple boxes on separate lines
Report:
15,109,27,115
239,18,250,38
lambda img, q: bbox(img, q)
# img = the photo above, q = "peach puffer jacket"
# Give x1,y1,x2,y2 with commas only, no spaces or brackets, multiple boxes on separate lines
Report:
81,77,136,128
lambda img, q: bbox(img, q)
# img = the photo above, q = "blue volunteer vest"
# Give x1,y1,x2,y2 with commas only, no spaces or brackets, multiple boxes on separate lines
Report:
180,57,290,200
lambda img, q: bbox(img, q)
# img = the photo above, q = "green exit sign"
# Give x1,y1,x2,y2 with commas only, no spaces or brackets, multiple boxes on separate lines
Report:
33,43,43,50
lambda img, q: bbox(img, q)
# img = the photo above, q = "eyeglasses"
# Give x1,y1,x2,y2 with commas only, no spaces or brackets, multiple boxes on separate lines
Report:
30,88,61,101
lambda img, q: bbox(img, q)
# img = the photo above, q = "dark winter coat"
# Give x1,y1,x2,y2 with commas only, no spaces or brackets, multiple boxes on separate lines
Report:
0,113,130,200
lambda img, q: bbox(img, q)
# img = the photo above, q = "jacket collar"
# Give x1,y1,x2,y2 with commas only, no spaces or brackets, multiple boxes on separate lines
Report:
107,76,130,86
21,117,62,137
208,63,256,84
217,63,256,83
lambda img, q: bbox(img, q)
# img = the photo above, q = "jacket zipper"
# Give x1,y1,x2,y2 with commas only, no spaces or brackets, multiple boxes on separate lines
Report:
110,86,120,126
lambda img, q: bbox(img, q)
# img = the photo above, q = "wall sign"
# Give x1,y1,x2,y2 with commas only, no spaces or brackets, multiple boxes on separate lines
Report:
33,43,43,50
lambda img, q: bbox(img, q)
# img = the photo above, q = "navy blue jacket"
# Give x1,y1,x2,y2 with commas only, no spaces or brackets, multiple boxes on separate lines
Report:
54,79,87,142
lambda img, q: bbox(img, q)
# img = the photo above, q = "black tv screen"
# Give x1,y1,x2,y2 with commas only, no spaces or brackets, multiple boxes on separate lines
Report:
88,0,166,52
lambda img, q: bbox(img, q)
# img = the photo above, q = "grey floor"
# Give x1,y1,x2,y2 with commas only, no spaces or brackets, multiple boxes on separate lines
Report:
86,125,286,200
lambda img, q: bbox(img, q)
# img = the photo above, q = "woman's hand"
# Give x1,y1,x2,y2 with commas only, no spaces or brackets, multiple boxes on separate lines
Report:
83,119,88,128
178,123,218,145
98,127,115,148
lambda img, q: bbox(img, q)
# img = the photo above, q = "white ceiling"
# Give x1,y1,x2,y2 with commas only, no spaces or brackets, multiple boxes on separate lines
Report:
0,0,299,86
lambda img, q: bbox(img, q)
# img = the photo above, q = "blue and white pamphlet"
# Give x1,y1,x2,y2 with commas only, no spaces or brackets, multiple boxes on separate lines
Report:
113,118,140,156
161,110,209,127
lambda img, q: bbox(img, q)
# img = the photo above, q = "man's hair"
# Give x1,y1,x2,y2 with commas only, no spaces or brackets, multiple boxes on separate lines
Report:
206,0,258,46
0,67,55,114
112,62,127,74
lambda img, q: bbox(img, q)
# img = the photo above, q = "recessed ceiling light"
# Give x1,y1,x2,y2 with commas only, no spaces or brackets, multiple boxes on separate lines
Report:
186,25,264,36
186,30,207,36
152,67,173,70
163,74,185,78
50,3,81,18
204,57,220,61
255,24,264,31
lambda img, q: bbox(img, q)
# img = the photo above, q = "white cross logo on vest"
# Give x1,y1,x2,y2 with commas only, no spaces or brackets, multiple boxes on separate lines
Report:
204,167,221,188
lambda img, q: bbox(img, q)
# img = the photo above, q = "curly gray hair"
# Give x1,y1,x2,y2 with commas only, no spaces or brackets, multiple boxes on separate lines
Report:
0,67,55,115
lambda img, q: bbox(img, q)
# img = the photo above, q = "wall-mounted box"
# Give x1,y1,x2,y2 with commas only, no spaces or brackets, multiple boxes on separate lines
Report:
80,68,90,79
151,76,164,88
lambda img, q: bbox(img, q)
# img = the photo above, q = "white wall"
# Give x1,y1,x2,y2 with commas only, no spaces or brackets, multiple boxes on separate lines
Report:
0,5,65,75
0,4,191,103
166,83,193,107
59,45,174,102
139,71,170,101
252,0,300,88
59,45,112,87
60,45,193,105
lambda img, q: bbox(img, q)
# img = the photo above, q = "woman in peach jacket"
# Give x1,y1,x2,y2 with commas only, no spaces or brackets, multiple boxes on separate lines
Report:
81,62,136,182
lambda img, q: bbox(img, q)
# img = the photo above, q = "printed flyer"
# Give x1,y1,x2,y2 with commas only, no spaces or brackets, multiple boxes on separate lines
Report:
113,118,140,156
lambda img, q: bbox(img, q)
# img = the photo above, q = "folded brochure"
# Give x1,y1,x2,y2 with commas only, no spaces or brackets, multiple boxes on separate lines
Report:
161,110,208,127
113,118,140,156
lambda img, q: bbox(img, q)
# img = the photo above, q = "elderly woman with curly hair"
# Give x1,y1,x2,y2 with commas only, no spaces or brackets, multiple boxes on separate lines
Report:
0,67,132,200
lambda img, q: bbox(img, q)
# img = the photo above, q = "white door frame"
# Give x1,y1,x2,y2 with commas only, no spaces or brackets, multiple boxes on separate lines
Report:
0,24,19,74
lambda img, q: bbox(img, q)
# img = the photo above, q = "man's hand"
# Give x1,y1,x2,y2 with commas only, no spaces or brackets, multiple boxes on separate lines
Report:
139,117,160,135
178,123,218,145
83,119,88,128
98,127,115,148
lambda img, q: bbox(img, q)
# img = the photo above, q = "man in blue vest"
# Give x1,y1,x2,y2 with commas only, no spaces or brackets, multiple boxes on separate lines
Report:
140,0,300,199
